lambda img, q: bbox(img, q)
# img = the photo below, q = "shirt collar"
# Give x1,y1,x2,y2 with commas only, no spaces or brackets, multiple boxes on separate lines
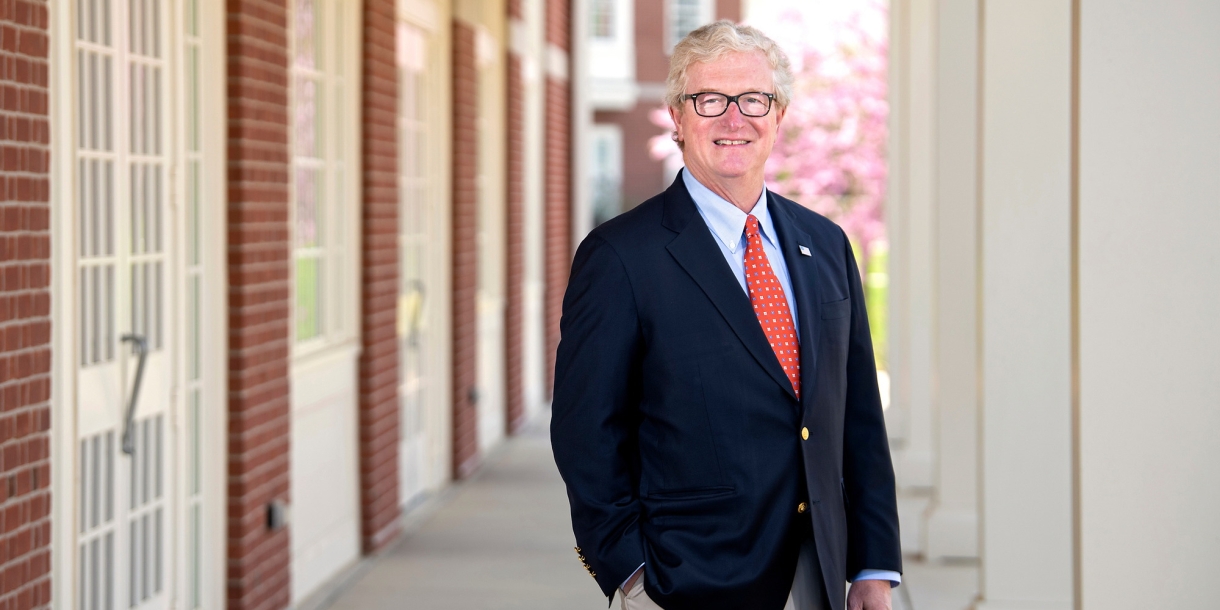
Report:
682,168,777,254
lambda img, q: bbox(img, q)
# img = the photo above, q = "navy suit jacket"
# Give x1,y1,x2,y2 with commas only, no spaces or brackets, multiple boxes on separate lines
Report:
551,175,901,610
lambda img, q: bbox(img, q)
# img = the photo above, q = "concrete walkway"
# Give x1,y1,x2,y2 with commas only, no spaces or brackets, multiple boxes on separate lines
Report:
314,412,976,610
314,415,600,610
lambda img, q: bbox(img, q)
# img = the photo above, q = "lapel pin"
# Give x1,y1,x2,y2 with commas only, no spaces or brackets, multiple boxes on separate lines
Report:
799,245,811,257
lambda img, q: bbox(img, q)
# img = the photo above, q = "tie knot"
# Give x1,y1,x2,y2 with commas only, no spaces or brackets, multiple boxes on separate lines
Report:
745,214,760,239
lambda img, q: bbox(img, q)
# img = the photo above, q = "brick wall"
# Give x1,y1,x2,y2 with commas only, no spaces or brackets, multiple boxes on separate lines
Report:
451,20,480,478
715,0,741,25
0,2,51,608
504,7,526,434
225,0,293,608
357,0,401,554
543,0,570,399
635,0,667,83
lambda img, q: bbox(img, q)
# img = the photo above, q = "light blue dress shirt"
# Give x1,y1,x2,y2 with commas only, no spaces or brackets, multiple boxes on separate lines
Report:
681,168,902,589
682,169,799,334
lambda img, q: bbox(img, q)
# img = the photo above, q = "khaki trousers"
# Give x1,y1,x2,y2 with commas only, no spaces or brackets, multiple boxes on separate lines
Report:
619,538,827,610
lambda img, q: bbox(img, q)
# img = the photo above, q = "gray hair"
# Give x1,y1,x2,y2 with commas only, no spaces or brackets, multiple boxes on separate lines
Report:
665,20,794,112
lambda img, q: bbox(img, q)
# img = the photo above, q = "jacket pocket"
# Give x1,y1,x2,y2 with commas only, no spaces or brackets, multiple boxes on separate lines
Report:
642,486,736,501
820,297,851,320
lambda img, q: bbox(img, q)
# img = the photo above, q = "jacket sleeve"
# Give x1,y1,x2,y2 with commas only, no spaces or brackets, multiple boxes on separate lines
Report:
550,233,645,600
840,230,904,577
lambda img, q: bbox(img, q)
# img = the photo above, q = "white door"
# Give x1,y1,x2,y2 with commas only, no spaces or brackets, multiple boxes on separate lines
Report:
69,0,182,608
397,21,430,507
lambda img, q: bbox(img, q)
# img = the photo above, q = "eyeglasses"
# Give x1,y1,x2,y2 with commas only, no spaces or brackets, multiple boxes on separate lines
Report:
684,92,775,118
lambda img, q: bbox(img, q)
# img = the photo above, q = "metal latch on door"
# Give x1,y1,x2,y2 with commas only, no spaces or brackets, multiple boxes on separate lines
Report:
120,334,149,456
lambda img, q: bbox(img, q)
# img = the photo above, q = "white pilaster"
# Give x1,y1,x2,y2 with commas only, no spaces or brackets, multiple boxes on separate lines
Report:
1076,1,1220,607
888,0,937,490
886,0,938,555
975,2,1074,608
923,0,980,561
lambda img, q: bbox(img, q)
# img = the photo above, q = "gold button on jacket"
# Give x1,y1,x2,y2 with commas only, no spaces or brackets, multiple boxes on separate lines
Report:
797,501,808,514
801,427,809,440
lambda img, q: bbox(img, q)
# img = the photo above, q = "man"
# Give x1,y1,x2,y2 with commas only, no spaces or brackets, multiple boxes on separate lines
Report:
551,21,901,610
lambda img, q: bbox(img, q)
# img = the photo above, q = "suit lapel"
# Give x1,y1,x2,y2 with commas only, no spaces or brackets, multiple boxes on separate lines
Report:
662,175,798,401
768,193,823,408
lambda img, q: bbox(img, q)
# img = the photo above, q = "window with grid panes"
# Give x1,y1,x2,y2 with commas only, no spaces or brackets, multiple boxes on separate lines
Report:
291,0,352,345
591,0,616,38
668,0,713,51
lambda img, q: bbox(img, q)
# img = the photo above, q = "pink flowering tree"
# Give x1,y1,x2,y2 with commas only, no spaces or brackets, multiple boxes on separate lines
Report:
652,2,889,266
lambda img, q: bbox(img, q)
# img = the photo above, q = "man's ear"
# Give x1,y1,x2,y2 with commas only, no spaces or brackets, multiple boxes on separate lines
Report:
668,105,683,140
773,105,786,132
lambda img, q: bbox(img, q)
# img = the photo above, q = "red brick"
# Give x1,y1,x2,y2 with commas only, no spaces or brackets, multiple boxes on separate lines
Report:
505,48,527,434
544,72,571,399
226,0,293,608
356,0,401,554
0,2,52,607
451,20,481,477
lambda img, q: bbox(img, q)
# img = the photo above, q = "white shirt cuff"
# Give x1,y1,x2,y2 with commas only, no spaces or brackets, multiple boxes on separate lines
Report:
621,563,645,590
853,569,901,587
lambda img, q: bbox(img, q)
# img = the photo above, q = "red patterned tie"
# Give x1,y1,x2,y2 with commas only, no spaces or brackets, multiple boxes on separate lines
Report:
744,214,801,398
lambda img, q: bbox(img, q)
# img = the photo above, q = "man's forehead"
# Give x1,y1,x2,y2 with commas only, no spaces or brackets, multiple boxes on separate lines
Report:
685,51,773,91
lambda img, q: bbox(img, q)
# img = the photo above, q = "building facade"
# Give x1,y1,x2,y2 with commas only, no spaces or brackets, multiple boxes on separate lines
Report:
0,0,575,608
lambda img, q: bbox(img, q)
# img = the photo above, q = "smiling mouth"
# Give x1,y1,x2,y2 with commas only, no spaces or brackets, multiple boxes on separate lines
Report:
714,139,750,146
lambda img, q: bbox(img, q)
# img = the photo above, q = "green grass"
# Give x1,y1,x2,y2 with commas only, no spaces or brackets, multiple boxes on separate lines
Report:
863,242,888,372
296,258,320,340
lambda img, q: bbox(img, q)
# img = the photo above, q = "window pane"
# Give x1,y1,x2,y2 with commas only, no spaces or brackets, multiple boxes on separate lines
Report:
294,0,317,69
296,257,322,340
294,77,320,158
295,167,321,248
187,47,199,152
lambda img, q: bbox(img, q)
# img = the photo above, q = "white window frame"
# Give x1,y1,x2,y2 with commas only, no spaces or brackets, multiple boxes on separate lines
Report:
290,0,362,357
590,124,624,226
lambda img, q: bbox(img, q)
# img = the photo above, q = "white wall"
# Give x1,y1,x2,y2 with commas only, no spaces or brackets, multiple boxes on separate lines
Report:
291,350,362,603
588,0,637,110
1077,1,1220,606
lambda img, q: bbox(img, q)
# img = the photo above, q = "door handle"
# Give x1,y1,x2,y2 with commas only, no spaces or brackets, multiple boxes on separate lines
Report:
120,334,148,456
405,279,426,347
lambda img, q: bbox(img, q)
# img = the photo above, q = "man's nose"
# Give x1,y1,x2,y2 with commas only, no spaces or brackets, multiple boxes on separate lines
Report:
719,101,746,127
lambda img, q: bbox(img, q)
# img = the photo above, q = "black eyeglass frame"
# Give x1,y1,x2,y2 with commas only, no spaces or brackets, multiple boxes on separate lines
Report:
683,91,776,118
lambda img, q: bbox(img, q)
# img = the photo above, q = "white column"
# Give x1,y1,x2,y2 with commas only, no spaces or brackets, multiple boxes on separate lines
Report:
887,0,937,486
976,2,1074,608
1076,1,1220,607
923,0,979,561
886,0,938,554
570,0,593,247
